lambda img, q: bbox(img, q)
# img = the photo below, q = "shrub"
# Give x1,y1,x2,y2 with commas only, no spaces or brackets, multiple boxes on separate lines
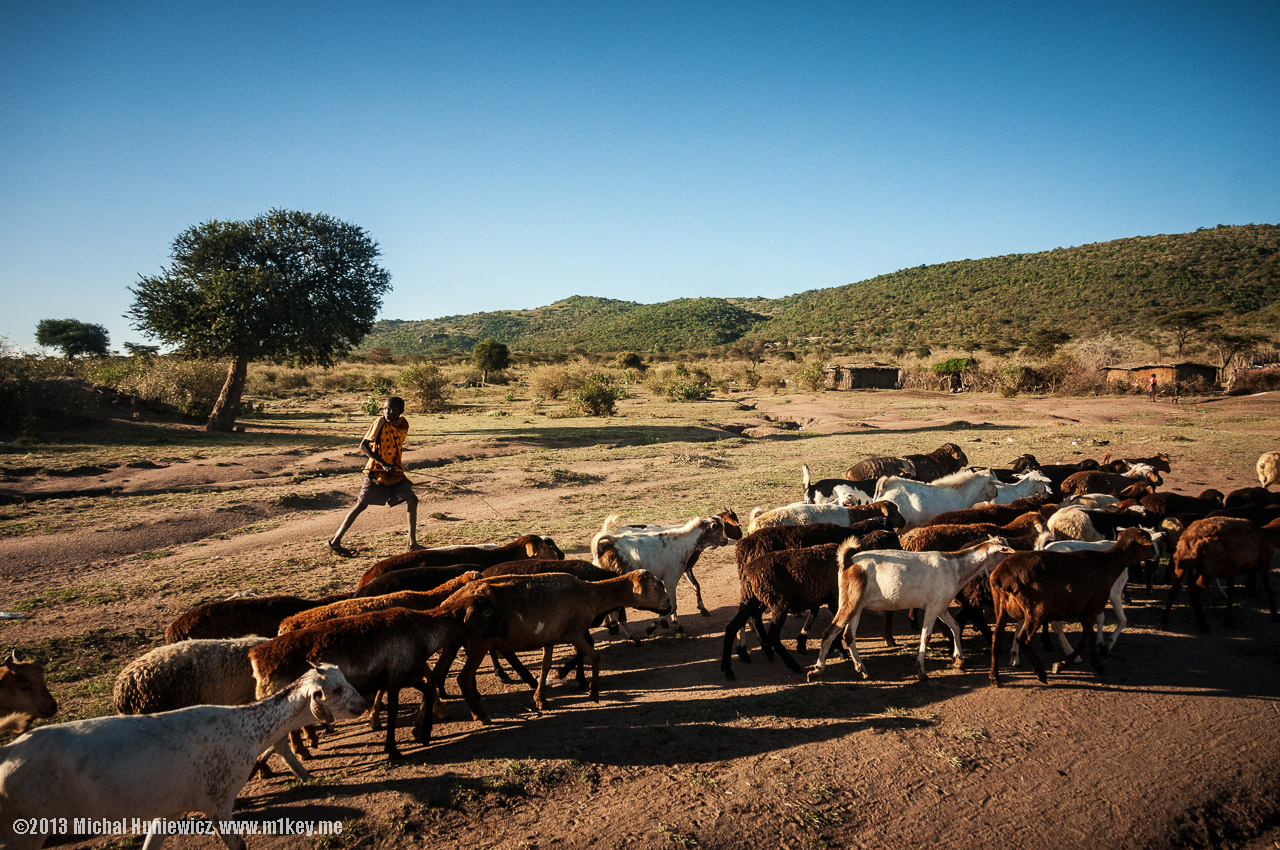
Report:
931,357,978,375
571,373,627,416
529,365,574,400
399,362,452,412
126,358,228,418
794,361,825,392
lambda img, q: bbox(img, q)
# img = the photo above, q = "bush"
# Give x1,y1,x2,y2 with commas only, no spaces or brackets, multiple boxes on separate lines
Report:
571,373,627,416
794,361,825,392
399,362,452,412
529,365,574,399
124,358,228,418
931,357,978,375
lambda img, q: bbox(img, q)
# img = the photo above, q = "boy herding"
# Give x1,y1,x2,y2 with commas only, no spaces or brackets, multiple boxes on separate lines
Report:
329,396,418,553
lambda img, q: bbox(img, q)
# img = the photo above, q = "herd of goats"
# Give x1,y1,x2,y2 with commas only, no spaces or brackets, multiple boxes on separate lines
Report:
2,444,1279,848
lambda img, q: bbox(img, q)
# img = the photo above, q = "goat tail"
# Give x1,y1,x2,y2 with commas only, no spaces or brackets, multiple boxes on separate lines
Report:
600,514,624,535
802,464,812,488
0,712,32,735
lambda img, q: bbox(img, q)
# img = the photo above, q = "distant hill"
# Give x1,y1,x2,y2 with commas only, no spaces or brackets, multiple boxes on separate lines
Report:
362,224,1280,355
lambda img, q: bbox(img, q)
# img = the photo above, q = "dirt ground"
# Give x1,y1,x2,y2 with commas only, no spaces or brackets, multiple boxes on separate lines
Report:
2,389,1279,850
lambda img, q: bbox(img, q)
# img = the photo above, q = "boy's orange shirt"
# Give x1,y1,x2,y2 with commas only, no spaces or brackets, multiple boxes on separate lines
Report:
363,415,408,485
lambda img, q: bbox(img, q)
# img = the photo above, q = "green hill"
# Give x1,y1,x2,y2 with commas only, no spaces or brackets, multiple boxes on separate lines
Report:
362,224,1280,355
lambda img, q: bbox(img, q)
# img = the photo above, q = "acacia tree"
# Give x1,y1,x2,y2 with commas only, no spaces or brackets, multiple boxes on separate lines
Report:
129,209,391,431
471,338,510,383
35,319,109,358
1154,308,1222,358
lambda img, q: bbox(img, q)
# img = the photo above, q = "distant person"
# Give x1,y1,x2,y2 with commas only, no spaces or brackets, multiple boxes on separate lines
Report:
1173,381,1181,404
1147,374,1157,402
329,396,418,554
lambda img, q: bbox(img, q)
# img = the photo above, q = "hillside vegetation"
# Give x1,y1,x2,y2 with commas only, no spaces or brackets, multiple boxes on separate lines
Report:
363,224,1280,355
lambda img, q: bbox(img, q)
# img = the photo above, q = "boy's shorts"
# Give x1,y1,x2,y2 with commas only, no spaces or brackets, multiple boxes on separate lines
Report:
358,475,415,507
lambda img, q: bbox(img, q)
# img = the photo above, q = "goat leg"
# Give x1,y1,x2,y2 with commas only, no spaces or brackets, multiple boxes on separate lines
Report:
721,601,757,681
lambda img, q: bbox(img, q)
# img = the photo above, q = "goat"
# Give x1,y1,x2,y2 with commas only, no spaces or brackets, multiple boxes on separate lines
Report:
433,571,671,721
1159,517,1280,632
1011,455,1101,491
165,592,352,643
927,495,1056,527
113,637,269,715
987,470,1054,505
989,528,1156,686
590,514,731,633
900,513,1046,553
1059,466,1162,497
873,469,999,529
249,597,508,776
0,654,57,734
808,538,1016,682
845,442,969,483
355,533,564,589
730,517,904,657
1223,487,1278,508
1102,452,1173,473
0,663,365,850
1256,451,1279,489
1138,489,1225,521
800,465,877,505
281,571,482,632
355,563,485,598
1009,529,1166,666
594,510,742,616
747,500,904,535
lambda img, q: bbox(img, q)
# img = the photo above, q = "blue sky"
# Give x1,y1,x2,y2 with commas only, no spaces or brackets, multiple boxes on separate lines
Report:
2,1,1277,352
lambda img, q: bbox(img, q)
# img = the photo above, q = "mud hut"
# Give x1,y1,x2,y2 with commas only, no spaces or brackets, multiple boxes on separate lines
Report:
823,363,901,390
1102,363,1218,390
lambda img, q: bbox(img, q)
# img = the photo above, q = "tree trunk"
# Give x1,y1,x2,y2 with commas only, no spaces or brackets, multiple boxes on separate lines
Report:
206,355,249,432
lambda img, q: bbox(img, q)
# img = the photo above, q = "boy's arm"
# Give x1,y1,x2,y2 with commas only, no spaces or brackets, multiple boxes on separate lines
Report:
360,417,388,470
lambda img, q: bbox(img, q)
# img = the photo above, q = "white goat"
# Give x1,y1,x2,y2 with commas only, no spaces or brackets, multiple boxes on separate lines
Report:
873,469,999,529
808,537,1015,681
0,663,365,850
988,470,1053,505
591,514,729,634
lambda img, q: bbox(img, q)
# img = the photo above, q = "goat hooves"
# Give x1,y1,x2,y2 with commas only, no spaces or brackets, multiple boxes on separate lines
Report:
723,668,736,681
699,609,711,618
1098,644,1111,658
736,648,751,663
387,749,405,762
952,657,964,669
806,668,825,683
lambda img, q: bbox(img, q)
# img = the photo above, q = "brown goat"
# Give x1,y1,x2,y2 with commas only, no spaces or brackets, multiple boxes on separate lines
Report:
165,592,352,643
355,534,564,589
0,653,58,733
278,572,482,634
844,442,968,483
1059,467,1162,497
900,513,1046,553
1159,517,1279,632
989,528,1155,686
433,571,670,720
1138,489,1225,520
249,597,508,775
927,495,1057,527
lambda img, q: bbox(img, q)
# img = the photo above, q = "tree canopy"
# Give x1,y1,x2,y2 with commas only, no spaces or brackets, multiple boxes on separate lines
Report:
129,209,390,430
471,338,511,383
35,318,109,358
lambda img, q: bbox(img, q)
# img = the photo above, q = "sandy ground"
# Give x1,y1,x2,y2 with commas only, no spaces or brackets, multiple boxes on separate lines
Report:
2,390,1279,850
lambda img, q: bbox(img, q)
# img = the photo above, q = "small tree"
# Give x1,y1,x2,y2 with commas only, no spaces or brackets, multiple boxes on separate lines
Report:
129,210,390,431
472,338,510,384
35,319,109,358
399,361,451,411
